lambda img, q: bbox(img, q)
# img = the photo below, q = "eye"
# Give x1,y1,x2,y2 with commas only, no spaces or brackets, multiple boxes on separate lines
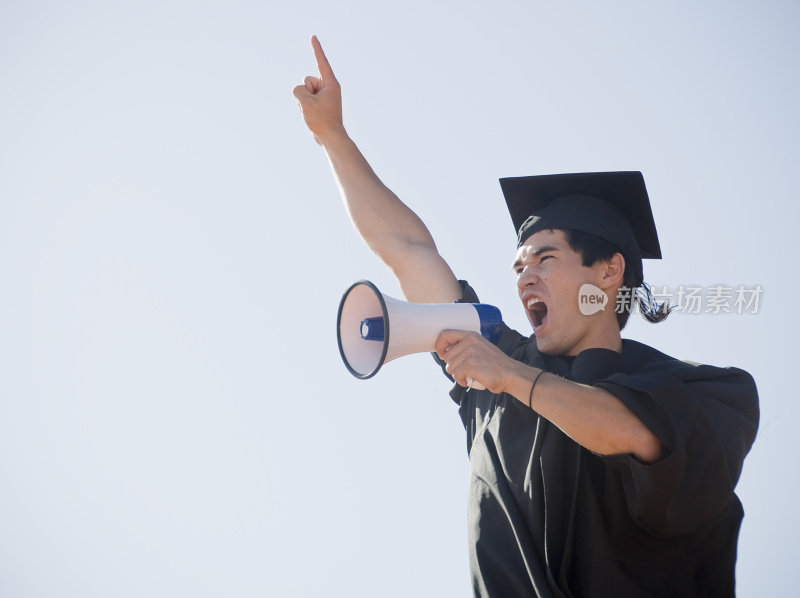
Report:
540,255,554,262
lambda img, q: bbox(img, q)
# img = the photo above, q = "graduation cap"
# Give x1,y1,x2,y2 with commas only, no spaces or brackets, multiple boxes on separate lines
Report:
500,171,662,262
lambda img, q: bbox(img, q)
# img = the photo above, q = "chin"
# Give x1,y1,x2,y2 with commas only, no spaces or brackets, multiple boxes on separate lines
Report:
533,333,560,356
534,325,585,356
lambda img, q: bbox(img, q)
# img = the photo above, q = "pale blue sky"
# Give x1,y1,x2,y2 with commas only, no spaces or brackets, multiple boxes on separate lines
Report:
1,1,797,596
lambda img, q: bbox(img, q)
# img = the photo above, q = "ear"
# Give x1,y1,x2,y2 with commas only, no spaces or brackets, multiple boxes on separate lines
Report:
597,253,625,291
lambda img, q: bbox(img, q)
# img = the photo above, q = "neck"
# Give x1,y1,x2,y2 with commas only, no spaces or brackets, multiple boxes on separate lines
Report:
565,315,623,356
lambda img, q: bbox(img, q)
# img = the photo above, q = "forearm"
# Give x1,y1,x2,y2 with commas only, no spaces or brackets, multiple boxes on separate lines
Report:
503,363,662,463
436,331,661,463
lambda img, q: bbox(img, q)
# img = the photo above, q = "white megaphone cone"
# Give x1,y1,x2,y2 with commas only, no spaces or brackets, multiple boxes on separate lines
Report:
336,280,503,389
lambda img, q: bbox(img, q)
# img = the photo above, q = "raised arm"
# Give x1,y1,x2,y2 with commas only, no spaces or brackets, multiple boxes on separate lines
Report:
293,36,461,303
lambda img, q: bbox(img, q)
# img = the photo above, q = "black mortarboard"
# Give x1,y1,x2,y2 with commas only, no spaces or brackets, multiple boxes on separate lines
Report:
500,171,661,259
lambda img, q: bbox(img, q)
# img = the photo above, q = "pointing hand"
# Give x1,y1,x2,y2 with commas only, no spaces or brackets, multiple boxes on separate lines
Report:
293,36,344,145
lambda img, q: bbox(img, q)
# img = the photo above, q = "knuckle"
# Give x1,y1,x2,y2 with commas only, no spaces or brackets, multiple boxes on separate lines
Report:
464,333,481,346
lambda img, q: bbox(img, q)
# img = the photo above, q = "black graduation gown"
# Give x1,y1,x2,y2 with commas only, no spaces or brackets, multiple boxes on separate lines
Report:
443,283,759,598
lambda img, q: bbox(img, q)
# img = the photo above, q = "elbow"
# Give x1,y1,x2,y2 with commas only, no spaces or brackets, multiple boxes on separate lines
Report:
600,429,662,464
632,429,663,464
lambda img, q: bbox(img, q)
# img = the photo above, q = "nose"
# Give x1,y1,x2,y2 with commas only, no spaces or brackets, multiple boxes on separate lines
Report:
517,266,539,291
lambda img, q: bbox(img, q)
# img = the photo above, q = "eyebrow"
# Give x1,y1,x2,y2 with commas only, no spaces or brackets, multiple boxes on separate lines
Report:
512,245,560,270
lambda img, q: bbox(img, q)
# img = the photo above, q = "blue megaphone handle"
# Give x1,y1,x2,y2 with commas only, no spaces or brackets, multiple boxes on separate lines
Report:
472,304,502,344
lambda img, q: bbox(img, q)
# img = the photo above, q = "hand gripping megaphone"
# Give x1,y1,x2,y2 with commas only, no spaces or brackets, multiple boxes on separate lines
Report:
336,280,503,388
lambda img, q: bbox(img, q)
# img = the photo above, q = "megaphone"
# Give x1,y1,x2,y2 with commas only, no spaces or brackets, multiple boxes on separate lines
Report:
336,280,502,388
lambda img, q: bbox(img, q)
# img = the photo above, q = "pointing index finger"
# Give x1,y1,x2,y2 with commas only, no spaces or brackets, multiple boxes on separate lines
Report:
311,35,337,82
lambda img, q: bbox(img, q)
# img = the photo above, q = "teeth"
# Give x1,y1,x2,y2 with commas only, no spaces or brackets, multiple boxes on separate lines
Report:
526,298,542,309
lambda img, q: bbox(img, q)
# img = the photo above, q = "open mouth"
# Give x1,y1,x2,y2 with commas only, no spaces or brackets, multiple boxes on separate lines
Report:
526,297,548,329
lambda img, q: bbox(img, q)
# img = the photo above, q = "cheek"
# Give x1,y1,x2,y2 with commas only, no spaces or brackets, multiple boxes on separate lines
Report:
550,281,584,318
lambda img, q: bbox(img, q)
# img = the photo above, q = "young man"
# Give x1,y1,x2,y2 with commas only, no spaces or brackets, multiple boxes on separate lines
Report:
293,37,759,597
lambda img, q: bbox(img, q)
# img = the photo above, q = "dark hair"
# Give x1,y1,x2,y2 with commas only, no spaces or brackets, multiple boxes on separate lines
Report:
562,229,671,329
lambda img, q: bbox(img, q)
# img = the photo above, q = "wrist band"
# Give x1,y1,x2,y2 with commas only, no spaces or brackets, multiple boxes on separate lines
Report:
528,369,546,410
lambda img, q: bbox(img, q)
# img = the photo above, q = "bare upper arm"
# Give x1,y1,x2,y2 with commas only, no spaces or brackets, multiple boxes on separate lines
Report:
385,241,462,304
